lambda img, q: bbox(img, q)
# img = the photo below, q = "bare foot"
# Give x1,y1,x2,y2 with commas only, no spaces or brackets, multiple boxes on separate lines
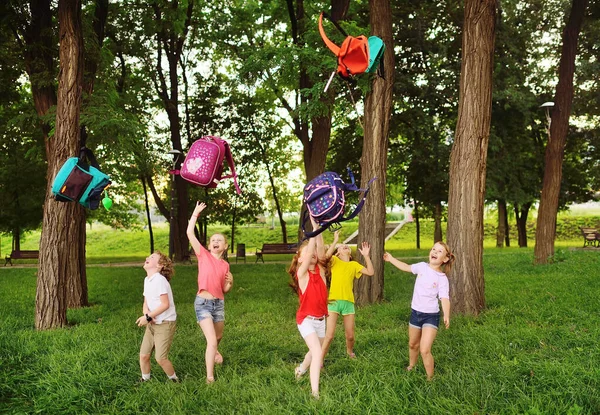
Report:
206,376,215,384
214,351,223,364
311,390,320,400
406,365,414,371
348,352,356,359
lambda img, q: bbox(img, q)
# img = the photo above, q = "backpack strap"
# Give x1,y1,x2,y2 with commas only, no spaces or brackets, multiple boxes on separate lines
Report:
78,147,101,170
301,209,330,239
337,176,377,223
219,141,242,194
318,12,346,56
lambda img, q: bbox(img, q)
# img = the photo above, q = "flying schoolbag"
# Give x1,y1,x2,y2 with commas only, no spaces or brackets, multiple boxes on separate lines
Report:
179,136,242,194
318,12,385,79
302,168,376,238
51,147,111,210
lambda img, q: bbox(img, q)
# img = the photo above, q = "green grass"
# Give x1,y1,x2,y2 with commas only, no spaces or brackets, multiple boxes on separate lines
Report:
1,249,599,414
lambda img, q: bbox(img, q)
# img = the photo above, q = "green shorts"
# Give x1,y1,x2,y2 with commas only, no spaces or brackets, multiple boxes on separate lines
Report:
328,299,355,316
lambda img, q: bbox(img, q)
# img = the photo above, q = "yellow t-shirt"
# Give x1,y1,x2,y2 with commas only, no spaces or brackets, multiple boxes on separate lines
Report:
328,255,364,303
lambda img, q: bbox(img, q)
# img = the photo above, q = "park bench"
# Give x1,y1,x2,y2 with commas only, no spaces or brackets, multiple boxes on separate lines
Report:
4,250,39,266
255,243,298,263
580,227,600,248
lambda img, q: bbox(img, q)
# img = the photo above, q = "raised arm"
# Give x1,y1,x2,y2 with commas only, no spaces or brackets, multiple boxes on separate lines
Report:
325,230,340,259
358,242,375,276
187,202,206,255
296,236,316,283
383,252,412,273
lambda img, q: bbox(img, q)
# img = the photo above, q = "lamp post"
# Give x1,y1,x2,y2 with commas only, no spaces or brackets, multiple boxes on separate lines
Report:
168,149,182,260
540,101,554,140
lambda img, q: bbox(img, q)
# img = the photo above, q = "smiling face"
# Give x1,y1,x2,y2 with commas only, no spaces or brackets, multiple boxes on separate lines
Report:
429,243,449,269
335,244,352,260
143,253,161,274
209,234,228,256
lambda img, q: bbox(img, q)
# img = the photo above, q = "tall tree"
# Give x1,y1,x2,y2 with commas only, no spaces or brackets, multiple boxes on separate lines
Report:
446,0,496,315
354,0,394,306
534,0,589,264
36,0,85,329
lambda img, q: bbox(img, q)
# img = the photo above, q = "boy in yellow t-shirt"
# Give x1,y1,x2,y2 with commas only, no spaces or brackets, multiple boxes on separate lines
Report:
322,231,374,361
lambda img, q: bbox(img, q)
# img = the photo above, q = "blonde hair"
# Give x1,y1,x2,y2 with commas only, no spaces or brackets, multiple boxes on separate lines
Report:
209,233,229,260
436,241,455,275
155,250,174,281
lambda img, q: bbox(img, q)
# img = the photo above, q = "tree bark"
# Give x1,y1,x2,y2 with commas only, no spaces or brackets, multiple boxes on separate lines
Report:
446,0,496,315
354,0,394,306
141,176,154,254
433,202,443,242
514,202,531,248
36,0,85,328
414,200,420,249
534,0,588,264
496,199,507,248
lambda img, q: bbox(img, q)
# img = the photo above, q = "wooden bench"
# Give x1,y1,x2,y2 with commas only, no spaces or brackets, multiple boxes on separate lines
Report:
255,243,298,263
580,227,600,248
4,250,39,266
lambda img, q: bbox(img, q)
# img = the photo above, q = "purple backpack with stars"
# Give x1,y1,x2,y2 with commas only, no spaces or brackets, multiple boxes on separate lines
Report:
302,168,376,238
180,136,241,194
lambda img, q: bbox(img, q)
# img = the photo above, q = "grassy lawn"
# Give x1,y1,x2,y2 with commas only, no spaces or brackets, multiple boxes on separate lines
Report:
1,247,599,414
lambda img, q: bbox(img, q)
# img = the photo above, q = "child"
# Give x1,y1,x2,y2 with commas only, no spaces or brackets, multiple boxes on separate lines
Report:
187,202,234,384
136,251,179,382
383,241,455,380
321,230,374,361
287,217,328,399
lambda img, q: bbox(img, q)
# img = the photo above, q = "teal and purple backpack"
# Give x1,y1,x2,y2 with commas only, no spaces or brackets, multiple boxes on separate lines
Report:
51,147,111,210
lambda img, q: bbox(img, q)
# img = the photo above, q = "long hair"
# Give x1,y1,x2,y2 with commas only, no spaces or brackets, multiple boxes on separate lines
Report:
288,241,308,295
155,250,174,281
437,241,456,275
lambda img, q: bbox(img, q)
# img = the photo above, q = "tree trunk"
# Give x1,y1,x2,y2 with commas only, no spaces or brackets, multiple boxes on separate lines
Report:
496,199,507,248
354,0,394,306
534,0,588,264
504,207,510,247
36,0,86,328
446,0,496,316
514,202,531,248
414,200,420,249
433,202,443,242
141,176,154,254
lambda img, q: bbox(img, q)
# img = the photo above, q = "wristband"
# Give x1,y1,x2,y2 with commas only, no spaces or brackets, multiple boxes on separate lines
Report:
145,314,153,322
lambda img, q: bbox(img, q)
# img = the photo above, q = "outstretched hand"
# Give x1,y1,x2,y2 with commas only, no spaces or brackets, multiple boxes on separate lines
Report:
383,252,393,262
192,201,206,217
358,242,371,257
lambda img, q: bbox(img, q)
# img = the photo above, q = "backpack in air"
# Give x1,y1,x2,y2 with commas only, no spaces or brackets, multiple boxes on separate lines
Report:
179,136,242,194
302,168,376,238
51,147,111,210
318,12,385,79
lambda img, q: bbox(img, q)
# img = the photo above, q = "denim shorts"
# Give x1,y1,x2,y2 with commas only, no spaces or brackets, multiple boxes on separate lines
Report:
194,296,225,323
409,308,439,330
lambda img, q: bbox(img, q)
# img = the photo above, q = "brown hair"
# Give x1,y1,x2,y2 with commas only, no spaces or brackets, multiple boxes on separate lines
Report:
155,250,174,281
436,241,455,275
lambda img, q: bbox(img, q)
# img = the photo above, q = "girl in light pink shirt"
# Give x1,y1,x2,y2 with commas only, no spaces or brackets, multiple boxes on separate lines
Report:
384,241,455,380
187,202,234,383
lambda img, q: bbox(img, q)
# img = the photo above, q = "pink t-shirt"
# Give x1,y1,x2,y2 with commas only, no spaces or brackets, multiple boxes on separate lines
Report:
196,244,230,300
410,262,449,313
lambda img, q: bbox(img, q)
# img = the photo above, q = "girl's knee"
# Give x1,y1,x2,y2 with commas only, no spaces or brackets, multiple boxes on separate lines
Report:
408,342,420,351
420,349,432,358
345,334,355,343
140,353,151,363
155,357,170,366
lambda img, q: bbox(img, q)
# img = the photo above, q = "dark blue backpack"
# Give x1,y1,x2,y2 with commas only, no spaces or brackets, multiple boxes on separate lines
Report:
302,168,375,238
51,147,111,210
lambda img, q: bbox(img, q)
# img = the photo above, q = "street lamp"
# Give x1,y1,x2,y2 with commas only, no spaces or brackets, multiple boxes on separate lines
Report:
540,101,554,139
168,149,182,260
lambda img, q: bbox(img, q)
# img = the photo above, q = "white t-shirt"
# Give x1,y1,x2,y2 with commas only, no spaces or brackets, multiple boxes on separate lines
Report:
143,273,177,323
410,262,449,313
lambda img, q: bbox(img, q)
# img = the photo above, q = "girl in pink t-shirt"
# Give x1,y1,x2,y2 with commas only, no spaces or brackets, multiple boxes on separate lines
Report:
187,202,234,384
287,217,328,399
383,241,455,380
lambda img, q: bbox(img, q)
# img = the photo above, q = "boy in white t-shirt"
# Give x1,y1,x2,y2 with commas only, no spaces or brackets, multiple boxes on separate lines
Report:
136,251,179,382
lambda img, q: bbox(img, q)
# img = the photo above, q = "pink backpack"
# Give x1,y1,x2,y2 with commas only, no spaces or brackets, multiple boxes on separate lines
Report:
179,136,242,194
